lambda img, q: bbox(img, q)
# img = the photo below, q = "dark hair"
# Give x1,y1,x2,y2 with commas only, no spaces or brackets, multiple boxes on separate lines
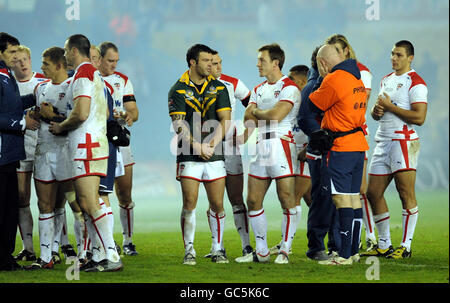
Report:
42,47,67,69
186,44,213,67
66,34,90,57
258,43,285,70
310,45,322,70
98,41,119,57
0,32,20,53
289,65,309,77
395,40,414,56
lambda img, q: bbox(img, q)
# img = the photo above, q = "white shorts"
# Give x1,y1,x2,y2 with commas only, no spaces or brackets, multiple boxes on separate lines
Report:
176,160,227,182
296,161,310,178
119,145,135,167
369,139,420,175
294,132,310,178
33,143,72,182
249,138,298,180
71,158,108,180
17,129,37,172
224,154,243,175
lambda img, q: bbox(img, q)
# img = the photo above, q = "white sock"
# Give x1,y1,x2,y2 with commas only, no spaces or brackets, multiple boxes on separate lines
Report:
232,205,250,249
84,213,105,262
105,206,114,236
120,202,135,246
374,212,391,250
208,209,226,252
401,207,419,251
18,206,34,252
53,208,65,252
73,212,86,259
249,209,269,257
361,193,376,242
181,208,196,254
38,213,55,263
91,209,120,262
280,208,298,253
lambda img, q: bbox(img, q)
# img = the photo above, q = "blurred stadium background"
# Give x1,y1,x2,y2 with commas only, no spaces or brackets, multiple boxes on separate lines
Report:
1,0,448,233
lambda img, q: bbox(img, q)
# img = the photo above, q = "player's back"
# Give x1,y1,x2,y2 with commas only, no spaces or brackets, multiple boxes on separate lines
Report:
66,62,109,161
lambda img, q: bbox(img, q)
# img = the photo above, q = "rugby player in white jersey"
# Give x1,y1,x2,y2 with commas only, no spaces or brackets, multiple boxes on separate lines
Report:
362,40,427,259
23,47,73,269
97,41,139,256
49,34,122,272
270,64,311,255
11,45,47,262
235,44,300,264
204,50,253,257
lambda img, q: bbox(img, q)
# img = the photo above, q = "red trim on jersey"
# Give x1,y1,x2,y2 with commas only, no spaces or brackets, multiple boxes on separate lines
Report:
34,72,46,79
410,101,427,105
39,215,55,221
105,81,114,95
357,62,370,73
114,71,129,86
281,76,300,90
408,71,427,90
73,95,92,101
253,81,267,93
74,63,96,82
220,74,239,92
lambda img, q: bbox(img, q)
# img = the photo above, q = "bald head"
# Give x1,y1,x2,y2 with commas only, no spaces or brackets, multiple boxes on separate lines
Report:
316,44,345,75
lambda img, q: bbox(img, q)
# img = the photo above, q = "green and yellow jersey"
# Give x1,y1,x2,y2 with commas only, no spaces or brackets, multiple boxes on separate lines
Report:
168,70,231,162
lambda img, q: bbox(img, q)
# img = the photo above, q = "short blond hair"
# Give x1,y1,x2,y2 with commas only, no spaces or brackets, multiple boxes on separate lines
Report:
325,34,357,60
17,45,31,57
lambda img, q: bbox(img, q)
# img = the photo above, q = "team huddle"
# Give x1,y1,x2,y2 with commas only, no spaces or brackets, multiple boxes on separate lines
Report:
0,33,139,272
168,35,427,265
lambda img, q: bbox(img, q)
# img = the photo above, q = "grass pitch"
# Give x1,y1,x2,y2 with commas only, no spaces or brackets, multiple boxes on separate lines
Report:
0,190,448,285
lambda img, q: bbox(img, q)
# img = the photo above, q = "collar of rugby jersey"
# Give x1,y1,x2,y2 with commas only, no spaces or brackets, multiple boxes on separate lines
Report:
179,70,215,95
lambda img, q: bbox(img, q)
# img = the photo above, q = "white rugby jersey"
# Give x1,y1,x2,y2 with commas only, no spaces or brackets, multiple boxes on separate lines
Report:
102,71,135,113
375,69,427,141
35,78,71,146
218,73,250,121
249,75,301,138
65,62,109,161
16,72,48,161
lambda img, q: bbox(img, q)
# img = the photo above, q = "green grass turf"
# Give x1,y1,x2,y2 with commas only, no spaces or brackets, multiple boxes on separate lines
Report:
0,190,448,283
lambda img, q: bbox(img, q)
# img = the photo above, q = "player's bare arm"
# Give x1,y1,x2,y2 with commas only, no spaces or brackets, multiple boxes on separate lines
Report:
252,101,293,123
49,96,90,134
206,109,231,149
123,101,139,126
171,113,210,160
378,92,427,125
